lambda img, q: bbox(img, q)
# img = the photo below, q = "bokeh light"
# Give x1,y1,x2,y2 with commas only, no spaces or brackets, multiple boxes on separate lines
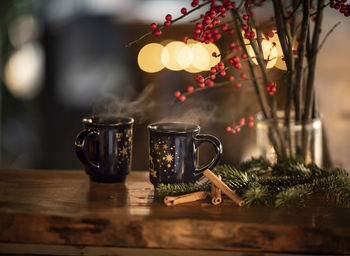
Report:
138,40,221,73
247,40,278,69
161,41,191,71
137,43,165,73
4,43,44,100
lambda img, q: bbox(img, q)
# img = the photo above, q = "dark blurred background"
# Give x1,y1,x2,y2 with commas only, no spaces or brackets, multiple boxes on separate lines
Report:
0,0,349,171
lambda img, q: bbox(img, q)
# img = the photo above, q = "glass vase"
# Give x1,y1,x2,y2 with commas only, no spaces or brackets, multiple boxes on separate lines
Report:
256,111,323,166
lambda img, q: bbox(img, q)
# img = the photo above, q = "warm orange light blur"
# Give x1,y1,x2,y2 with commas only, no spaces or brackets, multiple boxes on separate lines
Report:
138,40,221,73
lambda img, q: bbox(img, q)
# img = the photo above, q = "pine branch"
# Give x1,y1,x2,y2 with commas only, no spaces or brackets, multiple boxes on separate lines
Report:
239,156,271,173
155,182,210,200
244,184,273,206
154,158,350,208
275,184,313,207
313,171,350,207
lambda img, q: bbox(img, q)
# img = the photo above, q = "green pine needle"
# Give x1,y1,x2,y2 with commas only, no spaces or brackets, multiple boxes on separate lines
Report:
243,184,272,206
153,157,350,208
275,184,313,207
155,182,210,200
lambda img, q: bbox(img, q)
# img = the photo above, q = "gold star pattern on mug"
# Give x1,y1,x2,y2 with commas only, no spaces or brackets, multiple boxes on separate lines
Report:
120,147,128,156
116,132,123,141
150,136,178,181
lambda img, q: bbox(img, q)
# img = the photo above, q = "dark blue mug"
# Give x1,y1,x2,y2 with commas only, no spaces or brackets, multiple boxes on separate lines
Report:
148,122,222,186
75,115,134,183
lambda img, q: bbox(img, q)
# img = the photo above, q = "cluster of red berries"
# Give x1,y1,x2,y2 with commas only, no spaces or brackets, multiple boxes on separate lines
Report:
150,13,173,36
266,82,277,96
330,0,350,17
229,55,242,70
191,1,236,44
174,90,186,102
225,116,254,135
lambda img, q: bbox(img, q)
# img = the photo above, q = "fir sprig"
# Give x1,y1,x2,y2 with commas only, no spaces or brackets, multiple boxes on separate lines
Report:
243,184,273,206
155,182,210,200
275,184,313,207
154,158,350,207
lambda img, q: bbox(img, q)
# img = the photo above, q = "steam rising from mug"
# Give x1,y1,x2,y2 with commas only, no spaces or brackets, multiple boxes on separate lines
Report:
91,83,222,126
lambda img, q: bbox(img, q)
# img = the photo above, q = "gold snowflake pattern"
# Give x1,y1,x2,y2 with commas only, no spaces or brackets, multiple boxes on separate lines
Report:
116,133,123,141
150,168,157,178
165,154,174,163
120,147,128,156
163,144,168,150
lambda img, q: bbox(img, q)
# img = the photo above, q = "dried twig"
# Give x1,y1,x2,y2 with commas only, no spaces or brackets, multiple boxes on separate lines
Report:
125,1,210,47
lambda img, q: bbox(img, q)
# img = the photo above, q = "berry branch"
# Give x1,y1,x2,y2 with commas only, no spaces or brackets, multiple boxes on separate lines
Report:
125,1,211,47
128,0,349,162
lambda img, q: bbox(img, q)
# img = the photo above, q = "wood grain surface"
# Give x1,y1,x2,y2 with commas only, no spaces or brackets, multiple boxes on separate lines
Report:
0,170,349,255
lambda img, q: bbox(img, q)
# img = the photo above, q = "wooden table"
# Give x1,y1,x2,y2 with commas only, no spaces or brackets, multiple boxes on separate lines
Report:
0,170,349,255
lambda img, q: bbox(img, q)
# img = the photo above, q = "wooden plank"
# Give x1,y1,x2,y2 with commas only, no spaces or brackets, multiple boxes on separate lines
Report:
0,170,349,254
0,243,323,256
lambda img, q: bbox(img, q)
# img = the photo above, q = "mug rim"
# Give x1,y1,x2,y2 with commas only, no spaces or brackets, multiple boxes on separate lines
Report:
148,122,200,134
83,115,134,127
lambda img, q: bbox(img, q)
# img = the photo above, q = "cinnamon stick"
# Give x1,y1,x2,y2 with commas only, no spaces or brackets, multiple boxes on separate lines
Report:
163,191,207,206
211,175,222,205
204,169,244,206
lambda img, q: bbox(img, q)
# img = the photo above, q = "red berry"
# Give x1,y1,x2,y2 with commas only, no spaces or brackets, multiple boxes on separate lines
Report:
241,53,248,59
236,45,242,51
235,127,241,132
245,32,251,39
210,67,217,73
174,91,181,97
248,121,254,128
207,80,214,87
250,31,256,38
227,29,234,34
243,14,249,20
179,95,186,102
210,75,216,80
154,29,162,36
220,71,226,76
199,83,205,88
164,21,171,27
239,118,246,126
212,52,217,57
231,130,236,134
214,33,221,41
229,76,234,81
248,115,254,121
229,42,235,49
165,14,172,21
195,22,203,29
183,36,188,43
187,86,194,93
234,82,242,88
235,63,242,69
181,8,187,14
225,126,232,132
221,24,228,31
233,56,240,63
267,30,274,38
240,73,247,79
150,23,157,30
242,24,248,31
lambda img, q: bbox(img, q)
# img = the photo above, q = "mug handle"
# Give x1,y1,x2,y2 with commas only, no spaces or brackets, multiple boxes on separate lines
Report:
194,134,223,174
75,129,100,169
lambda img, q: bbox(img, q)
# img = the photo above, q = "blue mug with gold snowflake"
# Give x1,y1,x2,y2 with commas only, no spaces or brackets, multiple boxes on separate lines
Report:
75,115,134,183
148,122,222,186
